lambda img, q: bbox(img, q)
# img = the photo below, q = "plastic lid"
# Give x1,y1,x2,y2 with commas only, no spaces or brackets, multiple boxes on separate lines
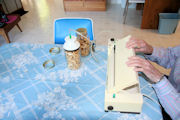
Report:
63,35,80,51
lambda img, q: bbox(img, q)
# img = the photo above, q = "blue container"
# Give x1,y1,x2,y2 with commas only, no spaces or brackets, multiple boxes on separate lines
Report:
158,13,180,34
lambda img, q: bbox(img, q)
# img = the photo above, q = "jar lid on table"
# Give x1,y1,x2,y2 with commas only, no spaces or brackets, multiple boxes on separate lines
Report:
63,35,80,51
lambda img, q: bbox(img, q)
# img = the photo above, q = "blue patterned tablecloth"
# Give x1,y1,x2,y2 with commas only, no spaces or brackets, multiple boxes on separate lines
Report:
0,43,162,120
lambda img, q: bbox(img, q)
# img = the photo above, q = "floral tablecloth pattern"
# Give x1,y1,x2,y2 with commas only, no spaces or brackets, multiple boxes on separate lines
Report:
0,43,162,120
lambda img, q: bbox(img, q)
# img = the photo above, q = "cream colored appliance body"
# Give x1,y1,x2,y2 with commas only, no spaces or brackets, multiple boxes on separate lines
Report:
104,35,143,113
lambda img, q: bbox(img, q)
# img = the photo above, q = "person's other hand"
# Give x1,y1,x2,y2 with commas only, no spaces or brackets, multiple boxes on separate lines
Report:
126,56,163,83
126,37,153,54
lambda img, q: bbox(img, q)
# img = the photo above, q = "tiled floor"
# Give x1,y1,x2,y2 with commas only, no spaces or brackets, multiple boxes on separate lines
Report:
0,0,180,74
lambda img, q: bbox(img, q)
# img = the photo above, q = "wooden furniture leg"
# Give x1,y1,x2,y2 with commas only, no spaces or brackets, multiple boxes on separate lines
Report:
2,31,10,43
16,24,22,32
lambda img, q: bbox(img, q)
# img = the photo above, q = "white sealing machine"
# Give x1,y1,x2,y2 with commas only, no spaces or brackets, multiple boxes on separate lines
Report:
104,35,143,113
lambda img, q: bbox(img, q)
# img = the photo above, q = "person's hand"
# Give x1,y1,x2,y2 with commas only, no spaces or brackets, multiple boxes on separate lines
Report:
126,56,163,83
126,37,153,54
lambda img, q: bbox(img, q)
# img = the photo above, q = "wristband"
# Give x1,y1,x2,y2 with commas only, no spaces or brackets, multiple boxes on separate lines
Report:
154,75,164,84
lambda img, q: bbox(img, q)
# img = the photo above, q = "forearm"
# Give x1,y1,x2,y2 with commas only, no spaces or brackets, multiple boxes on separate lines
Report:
145,47,177,69
152,77,180,120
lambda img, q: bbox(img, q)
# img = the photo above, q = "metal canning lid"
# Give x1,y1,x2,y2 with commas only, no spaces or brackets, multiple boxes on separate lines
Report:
43,59,55,69
49,47,60,55
76,28,87,35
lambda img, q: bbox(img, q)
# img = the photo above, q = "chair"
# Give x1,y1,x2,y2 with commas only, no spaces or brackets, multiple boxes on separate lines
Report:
0,14,22,43
0,4,22,43
54,18,94,44
123,0,145,24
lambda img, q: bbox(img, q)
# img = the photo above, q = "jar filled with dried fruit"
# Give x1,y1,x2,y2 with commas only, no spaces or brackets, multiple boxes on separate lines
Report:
63,35,80,70
76,28,90,56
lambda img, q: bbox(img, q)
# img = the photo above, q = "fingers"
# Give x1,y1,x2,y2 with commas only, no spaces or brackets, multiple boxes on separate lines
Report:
126,37,145,49
127,56,146,62
126,56,163,83
133,67,144,72
126,57,150,79
127,41,145,49
134,48,146,53
134,62,163,83
126,37,153,54
126,56,150,69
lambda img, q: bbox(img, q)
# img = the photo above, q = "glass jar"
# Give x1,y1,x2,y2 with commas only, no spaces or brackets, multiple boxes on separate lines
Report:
65,48,80,70
63,35,81,70
76,28,90,56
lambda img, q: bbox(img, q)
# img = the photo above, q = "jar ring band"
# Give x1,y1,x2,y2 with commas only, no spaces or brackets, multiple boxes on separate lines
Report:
49,47,60,55
43,59,55,69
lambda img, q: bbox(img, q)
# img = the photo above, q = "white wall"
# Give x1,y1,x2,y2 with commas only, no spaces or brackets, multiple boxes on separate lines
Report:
107,0,122,4
107,0,136,8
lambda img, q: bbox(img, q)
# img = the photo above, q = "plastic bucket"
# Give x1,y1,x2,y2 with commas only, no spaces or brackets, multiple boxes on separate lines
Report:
158,13,180,34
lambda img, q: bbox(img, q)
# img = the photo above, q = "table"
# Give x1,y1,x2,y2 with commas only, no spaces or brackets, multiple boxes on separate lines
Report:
0,43,162,120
